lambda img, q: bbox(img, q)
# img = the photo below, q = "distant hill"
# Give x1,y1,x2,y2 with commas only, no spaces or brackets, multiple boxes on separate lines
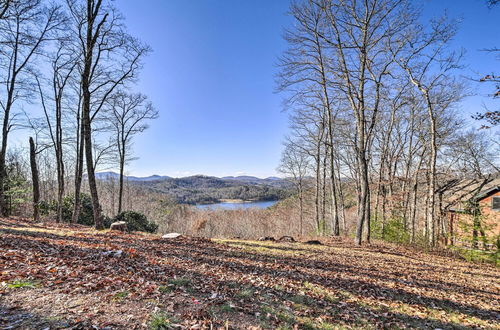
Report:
95,172,293,204
95,171,171,182
221,175,288,187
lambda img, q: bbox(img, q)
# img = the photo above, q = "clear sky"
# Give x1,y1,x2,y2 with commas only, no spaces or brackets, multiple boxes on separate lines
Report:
116,0,292,178
114,0,499,178
12,0,498,178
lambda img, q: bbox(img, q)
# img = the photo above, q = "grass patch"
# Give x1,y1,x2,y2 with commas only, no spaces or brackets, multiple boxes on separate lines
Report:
112,290,129,301
303,281,339,303
219,303,233,313
158,285,173,293
236,286,254,299
167,277,191,287
149,311,171,329
5,279,37,289
451,247,499,266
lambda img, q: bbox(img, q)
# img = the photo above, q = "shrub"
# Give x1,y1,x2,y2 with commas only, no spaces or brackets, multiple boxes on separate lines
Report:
371,217,410,244
113,211,158,233
38,193,112,228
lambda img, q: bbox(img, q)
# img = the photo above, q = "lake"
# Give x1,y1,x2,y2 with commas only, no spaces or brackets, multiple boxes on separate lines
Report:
195,200,278,210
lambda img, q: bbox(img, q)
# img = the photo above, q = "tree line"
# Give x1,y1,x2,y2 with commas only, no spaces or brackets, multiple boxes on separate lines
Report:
277,0,499,246
0,0,158,227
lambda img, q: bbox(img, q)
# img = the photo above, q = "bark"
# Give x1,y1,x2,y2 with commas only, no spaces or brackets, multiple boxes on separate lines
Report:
426,100,437,246
81,0,104,229
71,118,85,224
29,137,40,222
118,153,125,214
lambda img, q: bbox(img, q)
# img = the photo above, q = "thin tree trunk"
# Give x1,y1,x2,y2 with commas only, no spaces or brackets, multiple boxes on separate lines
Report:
426,93,437,247
314,145,321,233
29,137,40,222
298,183,303,237
118,154,125,214
72,111,85,224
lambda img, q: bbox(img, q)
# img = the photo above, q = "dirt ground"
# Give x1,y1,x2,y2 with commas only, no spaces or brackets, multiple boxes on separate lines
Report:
1,218,499,329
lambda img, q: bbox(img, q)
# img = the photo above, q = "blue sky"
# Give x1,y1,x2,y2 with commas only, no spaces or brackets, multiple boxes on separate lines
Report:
116,0,292,178
12,0,497,178
114,0,498,178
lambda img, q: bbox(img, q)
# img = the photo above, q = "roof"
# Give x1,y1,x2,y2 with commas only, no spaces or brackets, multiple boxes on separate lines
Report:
444,175,500,212
474,185,500,202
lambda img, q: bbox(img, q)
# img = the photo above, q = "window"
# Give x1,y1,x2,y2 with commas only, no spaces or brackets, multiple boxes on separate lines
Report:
492,196,500,211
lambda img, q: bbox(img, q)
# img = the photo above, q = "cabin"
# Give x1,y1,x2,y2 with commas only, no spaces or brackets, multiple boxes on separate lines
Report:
448,184,500,249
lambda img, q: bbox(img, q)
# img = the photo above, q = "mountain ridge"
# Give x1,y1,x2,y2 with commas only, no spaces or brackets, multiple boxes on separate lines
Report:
95,171,292,204
96,171,284,182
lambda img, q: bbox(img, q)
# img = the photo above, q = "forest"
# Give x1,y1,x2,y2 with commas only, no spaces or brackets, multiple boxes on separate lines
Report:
0,0,499,329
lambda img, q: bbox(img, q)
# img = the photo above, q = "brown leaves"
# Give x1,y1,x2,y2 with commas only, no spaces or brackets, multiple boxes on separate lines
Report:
1,218,499,329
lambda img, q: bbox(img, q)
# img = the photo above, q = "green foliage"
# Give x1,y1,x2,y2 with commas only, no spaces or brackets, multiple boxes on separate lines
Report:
3,164,30,215
371,217,410,244
158,285,173,293
167,277,190,287
38,193,95,225
113,211,158,233
149,311,171,329
6,279,36,289
450,246,499,267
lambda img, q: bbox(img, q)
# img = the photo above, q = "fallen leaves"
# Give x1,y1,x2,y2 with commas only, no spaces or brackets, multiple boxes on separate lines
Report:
0,218,499,329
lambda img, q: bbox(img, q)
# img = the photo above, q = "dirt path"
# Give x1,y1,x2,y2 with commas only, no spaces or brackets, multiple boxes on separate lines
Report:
1,218,499,329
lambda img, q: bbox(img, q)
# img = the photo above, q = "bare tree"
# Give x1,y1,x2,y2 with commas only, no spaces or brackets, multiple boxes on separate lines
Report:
0,0,64,215
36,37,76,223
393,16,465,245
105,90,157,215
66,0,150,229
278,141,310,236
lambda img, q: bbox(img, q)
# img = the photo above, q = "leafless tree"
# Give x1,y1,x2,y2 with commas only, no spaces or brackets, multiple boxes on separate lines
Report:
105,90,157,215
278,140,310,236
393,15,465,245
0,0,64,215
36,36,76,223
66,0,150,229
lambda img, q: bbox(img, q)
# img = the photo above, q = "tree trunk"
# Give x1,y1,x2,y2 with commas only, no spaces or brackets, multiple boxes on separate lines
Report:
55,98,65,223
72,111,85,224
355,136,369,245
29,137,40,222
81,0,104,229
118,154,125,214
426,94,437,247
298,183,303,237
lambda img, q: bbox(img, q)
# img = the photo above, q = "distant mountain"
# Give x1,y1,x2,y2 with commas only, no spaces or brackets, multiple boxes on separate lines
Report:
95,171,170,182
221,175,289,187
95,172,292,204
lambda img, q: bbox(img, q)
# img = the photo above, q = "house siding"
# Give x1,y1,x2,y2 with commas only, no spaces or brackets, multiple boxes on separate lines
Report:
448,190,500,248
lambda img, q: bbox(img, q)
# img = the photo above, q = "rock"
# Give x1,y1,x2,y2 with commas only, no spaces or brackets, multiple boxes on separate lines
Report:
101,249,123,257
258,236,275,241
162,233,182,239
278,236,295,242
304,240,322,245
110,221,127,232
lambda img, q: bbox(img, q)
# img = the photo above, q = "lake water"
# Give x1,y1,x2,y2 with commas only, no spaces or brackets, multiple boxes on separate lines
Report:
195,200,278,210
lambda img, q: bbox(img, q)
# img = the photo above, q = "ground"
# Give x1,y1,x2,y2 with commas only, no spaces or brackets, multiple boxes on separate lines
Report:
0,218,499,329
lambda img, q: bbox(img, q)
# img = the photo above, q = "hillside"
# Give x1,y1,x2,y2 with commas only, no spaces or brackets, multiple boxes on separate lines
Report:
1,218,499,329
96,172,293,204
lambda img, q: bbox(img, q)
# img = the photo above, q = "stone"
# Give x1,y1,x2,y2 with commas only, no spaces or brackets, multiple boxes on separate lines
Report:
162,233,182,239
110,221,127,232
258,236,275,241
278,236,295,242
